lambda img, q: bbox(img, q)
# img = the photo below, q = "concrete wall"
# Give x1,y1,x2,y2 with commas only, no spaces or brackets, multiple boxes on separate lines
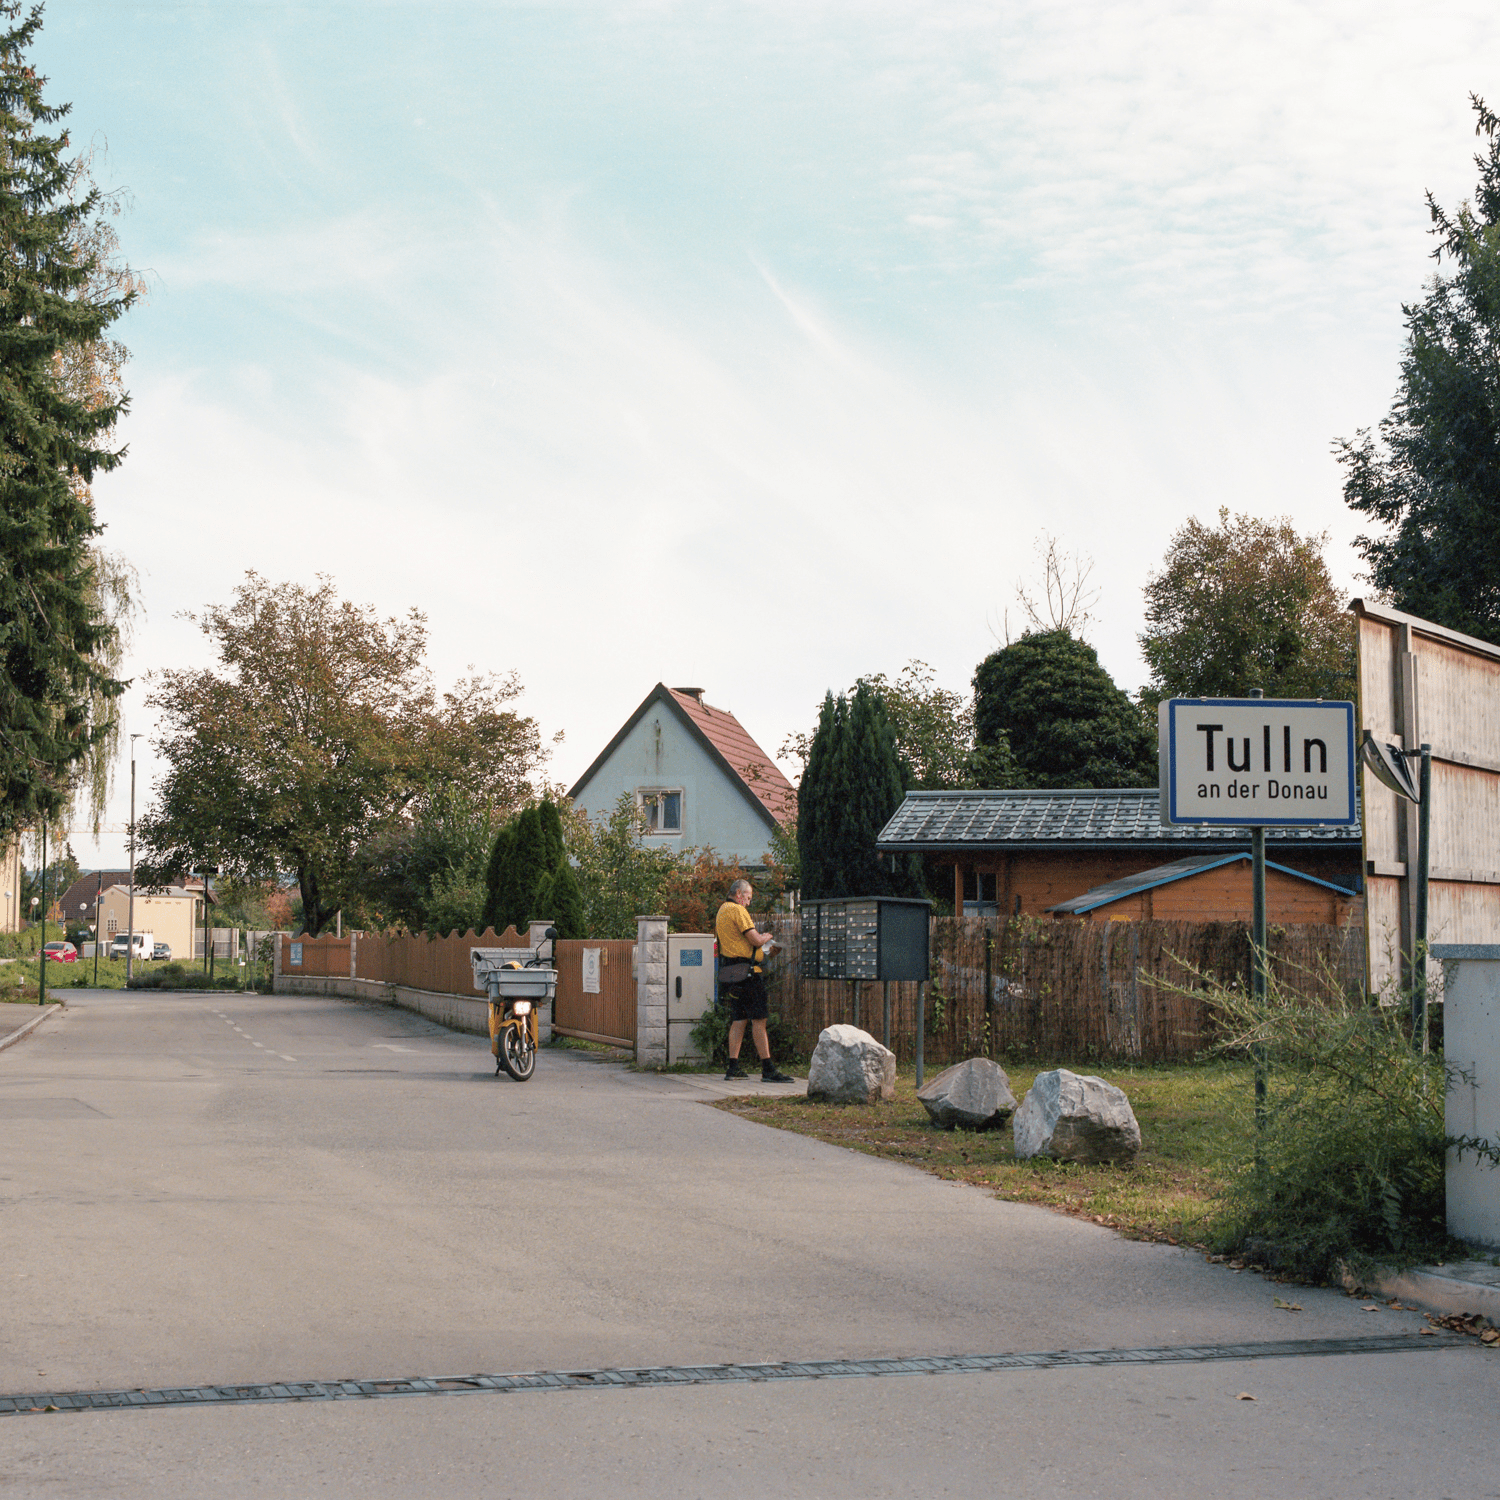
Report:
572,703,774,864
1435,945,1500,1250
275,973,552,1045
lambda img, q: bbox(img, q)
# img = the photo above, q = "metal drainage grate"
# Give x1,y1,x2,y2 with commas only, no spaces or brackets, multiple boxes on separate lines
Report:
0,1334,1467,1416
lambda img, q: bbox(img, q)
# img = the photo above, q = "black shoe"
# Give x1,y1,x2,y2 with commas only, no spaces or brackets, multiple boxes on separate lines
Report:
761,1063,792,1083
724,1059,747,1080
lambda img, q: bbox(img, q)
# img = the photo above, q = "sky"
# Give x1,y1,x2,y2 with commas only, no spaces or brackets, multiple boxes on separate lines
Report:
25,0,1499,869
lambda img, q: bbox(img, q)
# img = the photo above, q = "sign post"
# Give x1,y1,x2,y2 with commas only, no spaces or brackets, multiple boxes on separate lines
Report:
1160,696,1357,1141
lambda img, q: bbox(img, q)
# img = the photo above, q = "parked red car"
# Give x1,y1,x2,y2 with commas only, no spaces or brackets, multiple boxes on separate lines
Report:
42,941,78,963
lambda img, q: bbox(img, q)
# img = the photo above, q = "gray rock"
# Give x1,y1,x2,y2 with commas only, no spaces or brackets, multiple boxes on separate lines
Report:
806,1024,896,1105
1012,1068,1141,1163
917,1057,1017,1130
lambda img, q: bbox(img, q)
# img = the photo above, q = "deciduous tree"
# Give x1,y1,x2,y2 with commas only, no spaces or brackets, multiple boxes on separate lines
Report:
1338,95,1500,643
138,574,548,935
1138,509,1355,709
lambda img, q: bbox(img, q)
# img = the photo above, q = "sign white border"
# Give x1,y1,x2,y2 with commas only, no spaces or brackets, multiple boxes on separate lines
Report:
1159,698,1357,827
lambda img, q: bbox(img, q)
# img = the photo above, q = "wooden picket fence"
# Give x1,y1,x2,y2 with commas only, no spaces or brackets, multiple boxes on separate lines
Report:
760,913,1364,1065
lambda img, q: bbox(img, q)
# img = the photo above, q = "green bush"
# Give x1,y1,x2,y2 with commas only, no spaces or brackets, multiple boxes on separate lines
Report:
690,993,798,1068
1196,965,1500,1281
127,962,243,992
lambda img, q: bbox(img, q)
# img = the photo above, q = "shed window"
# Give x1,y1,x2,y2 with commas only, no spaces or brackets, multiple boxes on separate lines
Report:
639,789,683,834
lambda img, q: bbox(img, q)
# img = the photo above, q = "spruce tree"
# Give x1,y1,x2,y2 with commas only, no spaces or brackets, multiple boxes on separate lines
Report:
0,3,134,839
835,682,914,897
506,805,549,930
796,692,845,899
550,858,585,940
481,824,515,932
538,797,564,871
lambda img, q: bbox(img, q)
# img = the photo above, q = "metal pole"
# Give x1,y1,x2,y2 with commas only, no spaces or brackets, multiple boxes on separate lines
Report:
38,819,46,1006
1251,822,1267,1139
1414,743,1431,1047
93,871,102,986
915,981,925,1089
882,980,891,1051
126,737,139,984
852,978,860,1030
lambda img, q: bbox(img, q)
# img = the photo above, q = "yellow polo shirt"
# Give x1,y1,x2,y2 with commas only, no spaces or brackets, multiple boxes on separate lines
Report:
715,901,763,969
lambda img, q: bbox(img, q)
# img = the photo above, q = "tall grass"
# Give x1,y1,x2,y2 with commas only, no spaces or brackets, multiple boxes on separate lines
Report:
1195,964,1499,1280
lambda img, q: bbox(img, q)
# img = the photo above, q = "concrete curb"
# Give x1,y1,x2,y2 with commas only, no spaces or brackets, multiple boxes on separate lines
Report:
1377,1265,1500,1322
0,1003,62,1055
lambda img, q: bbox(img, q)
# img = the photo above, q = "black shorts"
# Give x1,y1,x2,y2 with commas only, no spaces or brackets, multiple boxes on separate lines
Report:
724,971,768,1022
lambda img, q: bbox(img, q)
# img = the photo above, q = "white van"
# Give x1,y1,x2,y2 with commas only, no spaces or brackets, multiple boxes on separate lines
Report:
108,931,154,961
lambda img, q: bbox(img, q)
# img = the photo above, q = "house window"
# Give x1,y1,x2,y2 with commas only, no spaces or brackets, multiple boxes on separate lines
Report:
106,915,118,935
639,789,683,834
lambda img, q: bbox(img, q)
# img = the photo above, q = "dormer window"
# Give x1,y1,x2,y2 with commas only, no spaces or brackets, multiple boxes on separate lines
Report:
639,789,683,834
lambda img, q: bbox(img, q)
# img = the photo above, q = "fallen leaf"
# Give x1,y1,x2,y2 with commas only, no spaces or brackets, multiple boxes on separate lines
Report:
1480,1329,1499,1346
1273,1297,1303,1312
1236,1392,1256,1401
1418,1327,1437,1336
1361,1304,1379,1312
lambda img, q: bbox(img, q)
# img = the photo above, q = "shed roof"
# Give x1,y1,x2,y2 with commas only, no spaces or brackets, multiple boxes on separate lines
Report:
875,788,1361,854
569,683,796,829
1046,853,1359,915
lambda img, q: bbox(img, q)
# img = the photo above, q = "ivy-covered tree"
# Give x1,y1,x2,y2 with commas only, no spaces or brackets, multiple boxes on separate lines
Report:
1138,509,1355,709
973,630,1155,789
1338,95,1500,643
0,2,135,839
795,693,844,900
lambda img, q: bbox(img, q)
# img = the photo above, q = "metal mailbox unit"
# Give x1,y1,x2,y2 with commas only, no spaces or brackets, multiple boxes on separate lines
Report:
802,897,931,982
801,896,934,1085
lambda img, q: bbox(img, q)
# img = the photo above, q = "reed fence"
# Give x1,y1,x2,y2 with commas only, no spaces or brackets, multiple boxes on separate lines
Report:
762,913,1364,1065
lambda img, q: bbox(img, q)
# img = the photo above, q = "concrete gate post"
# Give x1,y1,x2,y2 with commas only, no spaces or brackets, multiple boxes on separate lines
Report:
1433,944,1500,1250
635,914,668,1066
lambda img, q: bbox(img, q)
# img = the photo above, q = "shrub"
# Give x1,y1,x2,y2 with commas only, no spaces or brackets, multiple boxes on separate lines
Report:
690,994,798,1068
1195,964,1499,1281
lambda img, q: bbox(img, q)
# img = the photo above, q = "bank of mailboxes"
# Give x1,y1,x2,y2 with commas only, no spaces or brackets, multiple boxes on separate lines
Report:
667,933,715,1064
801,897,930,982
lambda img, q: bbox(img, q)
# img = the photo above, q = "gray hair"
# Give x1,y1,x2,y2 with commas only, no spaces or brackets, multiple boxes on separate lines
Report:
729,878,752,898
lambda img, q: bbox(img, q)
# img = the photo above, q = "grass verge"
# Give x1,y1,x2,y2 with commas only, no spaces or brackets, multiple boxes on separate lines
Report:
713,1058,1254,1246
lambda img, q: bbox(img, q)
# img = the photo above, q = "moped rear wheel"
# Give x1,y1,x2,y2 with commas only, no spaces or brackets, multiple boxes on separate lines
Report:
500,1023,536,1081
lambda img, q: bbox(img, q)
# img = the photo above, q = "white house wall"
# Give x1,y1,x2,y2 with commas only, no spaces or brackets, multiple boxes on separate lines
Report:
573,706,775,864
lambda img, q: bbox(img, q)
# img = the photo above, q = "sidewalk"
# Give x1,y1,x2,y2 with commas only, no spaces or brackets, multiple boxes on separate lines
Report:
0,1001,61,1051
1381,1257,1500,1321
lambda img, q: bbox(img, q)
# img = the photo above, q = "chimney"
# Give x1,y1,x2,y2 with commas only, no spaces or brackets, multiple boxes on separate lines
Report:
673,687,705,705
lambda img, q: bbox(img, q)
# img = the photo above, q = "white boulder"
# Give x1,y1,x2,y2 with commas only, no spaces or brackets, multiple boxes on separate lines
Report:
806,1024,896,1105
1012,1068,1141,1163
917,1057,1017,1130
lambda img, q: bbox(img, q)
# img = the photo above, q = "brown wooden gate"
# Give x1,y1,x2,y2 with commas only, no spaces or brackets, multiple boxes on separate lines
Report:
552,939,636,1047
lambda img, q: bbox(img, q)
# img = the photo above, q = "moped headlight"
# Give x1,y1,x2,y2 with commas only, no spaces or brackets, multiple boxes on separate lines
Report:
511,1001,533,1016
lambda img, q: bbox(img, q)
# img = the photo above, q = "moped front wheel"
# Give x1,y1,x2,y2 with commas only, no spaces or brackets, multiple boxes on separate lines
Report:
500,1023,536,1081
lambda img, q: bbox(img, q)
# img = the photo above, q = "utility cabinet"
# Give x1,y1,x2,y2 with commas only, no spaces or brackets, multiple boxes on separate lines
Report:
667,932,716,1063
801,897,930,982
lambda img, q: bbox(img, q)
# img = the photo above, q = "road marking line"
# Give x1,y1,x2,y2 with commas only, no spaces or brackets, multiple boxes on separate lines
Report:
279,1055,297,1062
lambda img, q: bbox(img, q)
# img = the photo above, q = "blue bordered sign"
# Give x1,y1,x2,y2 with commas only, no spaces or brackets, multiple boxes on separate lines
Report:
1158,699,1356,827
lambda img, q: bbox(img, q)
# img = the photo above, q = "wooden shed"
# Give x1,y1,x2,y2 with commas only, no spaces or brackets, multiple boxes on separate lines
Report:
1045,853,1360,924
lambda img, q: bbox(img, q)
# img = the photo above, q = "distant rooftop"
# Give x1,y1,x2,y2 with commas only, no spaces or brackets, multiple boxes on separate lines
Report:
876,788,1361,852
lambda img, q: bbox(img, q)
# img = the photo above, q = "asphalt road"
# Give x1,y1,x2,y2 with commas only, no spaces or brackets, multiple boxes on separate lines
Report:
1,989,1494,1499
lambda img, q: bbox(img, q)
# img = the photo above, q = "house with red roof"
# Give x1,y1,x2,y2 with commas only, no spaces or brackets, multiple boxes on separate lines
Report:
567,684,795,865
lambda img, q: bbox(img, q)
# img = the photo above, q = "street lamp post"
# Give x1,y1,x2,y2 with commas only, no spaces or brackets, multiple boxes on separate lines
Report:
38,819,46,1007
126,733,142,984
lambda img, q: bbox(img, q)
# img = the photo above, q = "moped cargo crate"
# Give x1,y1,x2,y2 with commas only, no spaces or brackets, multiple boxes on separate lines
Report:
471,949,558,999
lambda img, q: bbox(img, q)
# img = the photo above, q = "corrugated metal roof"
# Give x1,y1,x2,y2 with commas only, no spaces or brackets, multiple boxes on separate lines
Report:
1046,853,1358,915
875,788,1361,850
